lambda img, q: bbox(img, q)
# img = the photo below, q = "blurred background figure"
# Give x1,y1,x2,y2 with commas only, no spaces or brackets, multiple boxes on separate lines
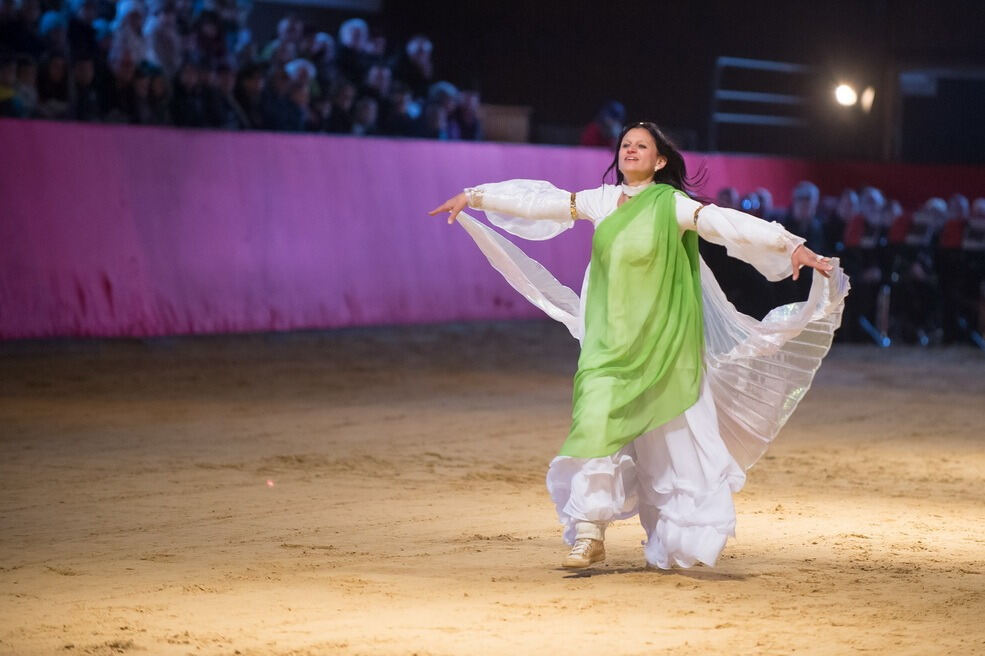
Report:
754,187,776,220
580,99,624,148
782,181,827,253
396,34,431,100
715,186,739,209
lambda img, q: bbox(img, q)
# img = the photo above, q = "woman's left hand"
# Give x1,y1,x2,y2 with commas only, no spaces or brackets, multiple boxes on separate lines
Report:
791,244,834,280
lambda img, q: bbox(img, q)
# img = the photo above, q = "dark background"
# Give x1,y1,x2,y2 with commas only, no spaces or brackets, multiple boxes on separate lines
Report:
253,0,985,162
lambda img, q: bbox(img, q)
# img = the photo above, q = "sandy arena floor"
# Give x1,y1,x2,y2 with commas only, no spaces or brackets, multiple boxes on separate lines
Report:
1,321,984,655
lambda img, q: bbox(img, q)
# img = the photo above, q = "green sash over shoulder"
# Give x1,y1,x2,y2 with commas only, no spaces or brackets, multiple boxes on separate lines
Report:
559,183,704,458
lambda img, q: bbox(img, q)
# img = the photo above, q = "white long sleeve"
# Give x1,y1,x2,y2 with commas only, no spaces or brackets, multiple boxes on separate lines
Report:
464,179,576,240
675,195,806,281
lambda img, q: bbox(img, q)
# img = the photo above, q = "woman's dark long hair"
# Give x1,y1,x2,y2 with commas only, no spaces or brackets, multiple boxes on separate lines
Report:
603,121,706,198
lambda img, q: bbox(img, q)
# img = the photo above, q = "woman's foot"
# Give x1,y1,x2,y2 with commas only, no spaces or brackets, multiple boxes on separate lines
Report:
562,538,605,568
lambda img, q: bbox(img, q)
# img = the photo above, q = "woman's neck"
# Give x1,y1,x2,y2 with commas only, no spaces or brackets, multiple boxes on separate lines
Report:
622,174,654,188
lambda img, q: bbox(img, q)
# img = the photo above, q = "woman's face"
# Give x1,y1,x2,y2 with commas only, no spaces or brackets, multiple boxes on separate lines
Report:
618,127,664,181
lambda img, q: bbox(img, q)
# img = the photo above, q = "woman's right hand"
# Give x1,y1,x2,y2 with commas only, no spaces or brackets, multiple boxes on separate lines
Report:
428,192,469,224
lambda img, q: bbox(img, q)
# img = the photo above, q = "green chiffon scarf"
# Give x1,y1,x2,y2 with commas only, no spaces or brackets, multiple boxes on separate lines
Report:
558,183,704,458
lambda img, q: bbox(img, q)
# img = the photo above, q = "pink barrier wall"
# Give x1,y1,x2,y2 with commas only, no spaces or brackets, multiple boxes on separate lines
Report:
2,119,984,339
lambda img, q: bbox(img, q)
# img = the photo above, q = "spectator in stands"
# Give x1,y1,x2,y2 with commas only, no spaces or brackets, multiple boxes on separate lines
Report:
143,0,181,77
67,0,99,59
947,193,970,223
337,17,374,84
111,0,147,65
380,80,416,136
1,0,44,58
360,62,389,103
280,79,308,131
206,60,248,129
827,188,859,253
324,77,354,133
14,53,37,115
36,50,69,118
783,181,827,253
202,0,237,46
228,11,254,66
892,198,938,343
38,10,68,54
929,196,967,342
396,34,432,100
260,13,301,62
580,100,624,148
92,17,112,57
972,198,985,220
841,187,888,341
129,60,154,123
171,56,207,126
754,187,776,220
192,9,225,67
233,60,263,128
715,186,739,209
309,93,331,131
146,64,169,120
310,31,339,90
417,99,448,139
453,89,482,141
859,187,885,224
260,63,293,130
368,31,386,61
350,95,376,135
69,53,102,120
427,80,458,137
776,181,826,302
101,47,135,121
883,198,903,229
0,52,27,116
284,56,314,90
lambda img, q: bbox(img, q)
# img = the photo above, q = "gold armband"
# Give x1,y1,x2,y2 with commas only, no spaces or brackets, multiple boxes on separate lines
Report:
570,192,578,220
692,203,708,228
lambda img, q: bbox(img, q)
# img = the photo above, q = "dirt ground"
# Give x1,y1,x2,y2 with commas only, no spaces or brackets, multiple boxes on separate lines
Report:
1,321,983,656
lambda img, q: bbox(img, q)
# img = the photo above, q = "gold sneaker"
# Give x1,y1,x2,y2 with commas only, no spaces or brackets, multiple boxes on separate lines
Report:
562,538,605,569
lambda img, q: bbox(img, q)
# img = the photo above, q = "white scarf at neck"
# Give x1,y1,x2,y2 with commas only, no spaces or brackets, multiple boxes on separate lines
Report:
621,180,656,197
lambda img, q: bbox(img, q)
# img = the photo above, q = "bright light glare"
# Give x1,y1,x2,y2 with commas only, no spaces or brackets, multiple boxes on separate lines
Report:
835,84,858,106
860,86,876,113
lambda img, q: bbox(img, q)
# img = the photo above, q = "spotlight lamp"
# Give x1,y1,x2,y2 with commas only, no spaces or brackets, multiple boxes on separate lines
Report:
834,83,858,106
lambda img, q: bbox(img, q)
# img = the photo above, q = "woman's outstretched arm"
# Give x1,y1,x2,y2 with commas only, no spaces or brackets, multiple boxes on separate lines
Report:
429,179,583,224
674,194,834,281
430,180,598,241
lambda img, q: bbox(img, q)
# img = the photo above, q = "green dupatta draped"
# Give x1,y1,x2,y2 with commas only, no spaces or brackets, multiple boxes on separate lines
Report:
559,183,704,458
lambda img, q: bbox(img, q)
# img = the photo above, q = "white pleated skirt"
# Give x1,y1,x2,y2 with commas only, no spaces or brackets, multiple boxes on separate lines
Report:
546,376,746,569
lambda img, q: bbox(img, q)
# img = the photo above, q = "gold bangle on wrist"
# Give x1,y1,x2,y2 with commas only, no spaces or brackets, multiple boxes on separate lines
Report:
468,188,484,209
570,192,577,220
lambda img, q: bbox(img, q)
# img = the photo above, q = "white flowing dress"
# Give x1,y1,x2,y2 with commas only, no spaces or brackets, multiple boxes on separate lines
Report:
457,180,850,569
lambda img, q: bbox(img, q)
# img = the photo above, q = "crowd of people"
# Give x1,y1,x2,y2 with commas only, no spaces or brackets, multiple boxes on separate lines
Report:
709,183,985,347
3,4,982,347
0,1,482,137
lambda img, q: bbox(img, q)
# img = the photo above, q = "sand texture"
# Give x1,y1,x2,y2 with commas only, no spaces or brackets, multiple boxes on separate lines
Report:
1,322,984,655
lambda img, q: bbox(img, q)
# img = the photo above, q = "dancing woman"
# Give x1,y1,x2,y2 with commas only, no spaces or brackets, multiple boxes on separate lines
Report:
429,122,849,570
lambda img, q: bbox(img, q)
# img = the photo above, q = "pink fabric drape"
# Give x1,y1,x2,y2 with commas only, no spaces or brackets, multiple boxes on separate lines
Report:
1,119,983,339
